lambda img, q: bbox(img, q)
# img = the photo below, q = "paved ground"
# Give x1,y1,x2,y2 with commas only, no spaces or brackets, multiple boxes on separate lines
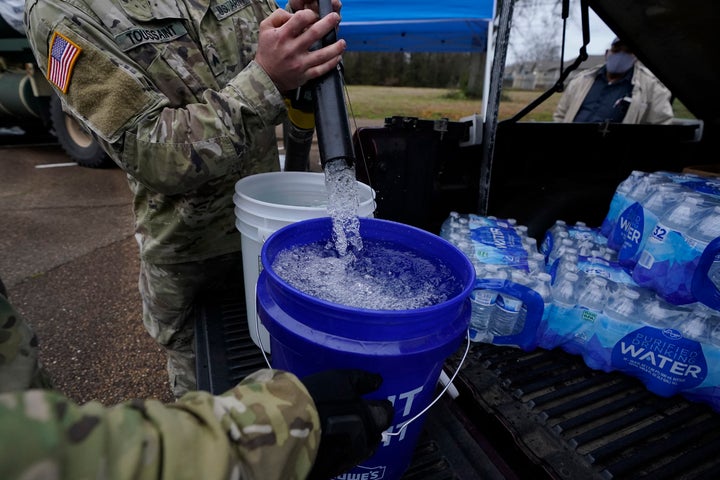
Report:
1,120,384,406
1,139,174,404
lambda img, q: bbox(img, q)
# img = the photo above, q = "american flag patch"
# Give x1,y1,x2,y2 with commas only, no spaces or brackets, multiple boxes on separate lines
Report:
47,32,82,93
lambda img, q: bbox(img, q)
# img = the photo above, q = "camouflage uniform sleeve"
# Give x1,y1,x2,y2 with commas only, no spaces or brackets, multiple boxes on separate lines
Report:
0,369,320,480
24,0,286,196
0,292,52,394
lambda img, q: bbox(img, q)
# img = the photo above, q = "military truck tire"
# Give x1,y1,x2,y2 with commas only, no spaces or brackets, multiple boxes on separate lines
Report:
49,93,113,168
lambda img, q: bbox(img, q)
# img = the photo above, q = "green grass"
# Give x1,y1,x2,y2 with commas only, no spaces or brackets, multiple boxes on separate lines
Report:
345,85,695,122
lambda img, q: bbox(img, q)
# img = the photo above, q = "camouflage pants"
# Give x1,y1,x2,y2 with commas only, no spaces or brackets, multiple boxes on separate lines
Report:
139,252,244,398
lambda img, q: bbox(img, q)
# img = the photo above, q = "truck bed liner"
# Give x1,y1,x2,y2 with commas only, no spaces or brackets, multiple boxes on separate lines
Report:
195,289,720,479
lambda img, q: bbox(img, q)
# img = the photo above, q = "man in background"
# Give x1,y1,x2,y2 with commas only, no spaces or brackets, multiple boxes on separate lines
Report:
554,37,673,124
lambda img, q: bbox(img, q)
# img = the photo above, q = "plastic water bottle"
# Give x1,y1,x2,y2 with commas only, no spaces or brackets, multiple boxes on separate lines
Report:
527,252,547,275
552,272,580,309
523,236,538,255
469,288,497,342
605,286,640,324
591,286,641,370
491,269,527,337
578,276,608,313
686,205,720,253
470,264,510,341
491,295,525,336
634,193,710,302
548,237,574,266
599,246,618,262
541,222,568,259
533,272,553,321
555,248,579,277
708,308,720,346
643,183,685,216
639,295,688,328
659,192,705,232
540,220,567,257
440,211,464,238
680,303,715,343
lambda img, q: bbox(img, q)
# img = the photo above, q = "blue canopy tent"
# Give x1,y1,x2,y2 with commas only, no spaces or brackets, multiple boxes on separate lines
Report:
337,0,495,53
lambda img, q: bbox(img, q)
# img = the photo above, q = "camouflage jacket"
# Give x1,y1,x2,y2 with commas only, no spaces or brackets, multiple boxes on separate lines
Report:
25,0,286,264
0,292,50,393
0,293,320,480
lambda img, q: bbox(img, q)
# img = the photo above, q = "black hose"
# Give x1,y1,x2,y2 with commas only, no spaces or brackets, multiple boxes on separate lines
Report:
312,0,355,168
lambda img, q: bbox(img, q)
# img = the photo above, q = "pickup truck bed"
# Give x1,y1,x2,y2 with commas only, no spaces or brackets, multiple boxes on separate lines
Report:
195,288,720,480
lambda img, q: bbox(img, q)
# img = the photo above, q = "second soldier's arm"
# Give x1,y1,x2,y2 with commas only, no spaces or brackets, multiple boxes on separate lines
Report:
0,369,320,480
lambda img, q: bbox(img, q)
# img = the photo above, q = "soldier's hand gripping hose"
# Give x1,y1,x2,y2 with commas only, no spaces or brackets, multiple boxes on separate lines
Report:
302,369,394,479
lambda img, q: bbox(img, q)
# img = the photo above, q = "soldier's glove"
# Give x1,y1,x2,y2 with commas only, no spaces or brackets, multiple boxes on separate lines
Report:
302,369,394,480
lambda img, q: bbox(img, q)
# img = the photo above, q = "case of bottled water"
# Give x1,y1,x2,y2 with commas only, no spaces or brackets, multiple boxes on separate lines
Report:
441,204,720,413
441,212,549,350
600,171,720,309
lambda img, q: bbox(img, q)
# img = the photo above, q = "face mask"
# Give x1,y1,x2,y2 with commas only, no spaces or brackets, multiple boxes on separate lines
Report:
606,51,635,74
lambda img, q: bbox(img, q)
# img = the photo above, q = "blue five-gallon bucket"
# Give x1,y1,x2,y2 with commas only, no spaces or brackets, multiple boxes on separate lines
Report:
257,217,475,480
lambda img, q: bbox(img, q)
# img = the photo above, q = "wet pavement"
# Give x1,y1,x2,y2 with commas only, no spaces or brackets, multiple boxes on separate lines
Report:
1,139,173,404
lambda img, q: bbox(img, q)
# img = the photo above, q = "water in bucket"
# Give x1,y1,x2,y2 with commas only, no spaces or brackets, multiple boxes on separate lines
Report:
272,238,462,310
257,217,475,480
233,170,375,351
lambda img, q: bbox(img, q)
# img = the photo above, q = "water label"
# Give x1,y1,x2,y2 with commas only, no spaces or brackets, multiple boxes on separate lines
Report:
470,226,528,268
615,202,651,268
610,326,707,397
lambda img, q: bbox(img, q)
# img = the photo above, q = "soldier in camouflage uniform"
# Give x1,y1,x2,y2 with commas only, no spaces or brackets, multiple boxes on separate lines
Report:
24,0,345,397
0,282,394,479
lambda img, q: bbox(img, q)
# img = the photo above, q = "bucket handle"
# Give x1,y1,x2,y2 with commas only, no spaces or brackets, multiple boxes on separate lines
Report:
254,283,471,440
255,282,272,369
381,330,470,442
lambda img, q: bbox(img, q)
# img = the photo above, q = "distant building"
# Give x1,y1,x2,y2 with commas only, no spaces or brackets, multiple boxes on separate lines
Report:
504,55,605,90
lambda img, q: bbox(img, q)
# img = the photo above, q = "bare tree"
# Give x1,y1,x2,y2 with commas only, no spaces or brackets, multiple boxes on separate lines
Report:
507,0,564,65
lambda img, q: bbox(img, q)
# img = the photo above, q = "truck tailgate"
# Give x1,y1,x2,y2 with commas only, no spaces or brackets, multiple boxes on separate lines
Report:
195,289,720,479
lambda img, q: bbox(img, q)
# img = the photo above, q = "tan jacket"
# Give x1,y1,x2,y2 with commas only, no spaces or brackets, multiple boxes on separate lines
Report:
553,63,674,125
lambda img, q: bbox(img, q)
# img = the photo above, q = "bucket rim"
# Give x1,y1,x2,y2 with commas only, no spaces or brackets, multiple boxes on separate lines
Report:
260,217,476,316
234,172,375,212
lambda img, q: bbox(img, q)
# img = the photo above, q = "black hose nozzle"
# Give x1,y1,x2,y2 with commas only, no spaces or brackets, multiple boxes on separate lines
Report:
312,0,355,169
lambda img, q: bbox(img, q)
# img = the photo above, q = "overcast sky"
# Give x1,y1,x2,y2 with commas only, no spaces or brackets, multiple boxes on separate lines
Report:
507,0,616,64
562,5,616,58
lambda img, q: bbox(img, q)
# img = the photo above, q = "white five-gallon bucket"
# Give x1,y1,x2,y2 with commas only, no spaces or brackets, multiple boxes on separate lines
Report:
234,171,375,352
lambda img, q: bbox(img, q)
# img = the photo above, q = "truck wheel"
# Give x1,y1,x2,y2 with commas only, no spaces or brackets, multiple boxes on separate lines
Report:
49,94,113,168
